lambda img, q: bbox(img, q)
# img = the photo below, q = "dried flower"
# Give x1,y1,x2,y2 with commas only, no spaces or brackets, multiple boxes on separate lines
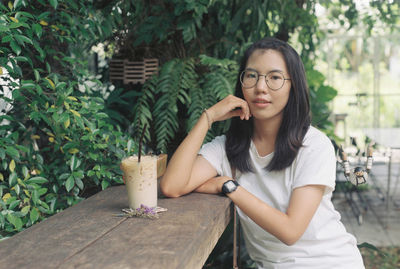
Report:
116,205,167,219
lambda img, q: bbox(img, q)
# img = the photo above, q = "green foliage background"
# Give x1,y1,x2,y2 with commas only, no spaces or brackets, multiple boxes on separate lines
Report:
1,0,397,243
0,0,135,238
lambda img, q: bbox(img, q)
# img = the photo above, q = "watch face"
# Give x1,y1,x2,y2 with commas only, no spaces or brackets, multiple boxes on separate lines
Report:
226,181,236,190
223,180,238,194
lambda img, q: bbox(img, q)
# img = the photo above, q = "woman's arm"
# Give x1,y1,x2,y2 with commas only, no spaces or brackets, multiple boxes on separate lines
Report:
226,183,325,246
159,113,212,197
194,176,230,194
192,176,324,245
160,95,251,198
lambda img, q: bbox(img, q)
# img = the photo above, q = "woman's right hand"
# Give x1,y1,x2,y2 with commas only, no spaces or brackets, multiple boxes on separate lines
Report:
161,95,250,198
207,95,252,124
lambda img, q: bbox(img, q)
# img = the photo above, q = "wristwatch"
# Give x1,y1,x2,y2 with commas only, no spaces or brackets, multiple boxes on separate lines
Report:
221,180,239,195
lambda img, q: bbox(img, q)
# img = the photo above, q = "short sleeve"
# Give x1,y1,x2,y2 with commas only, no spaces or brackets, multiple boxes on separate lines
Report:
198,135,228,177
292,128,336,195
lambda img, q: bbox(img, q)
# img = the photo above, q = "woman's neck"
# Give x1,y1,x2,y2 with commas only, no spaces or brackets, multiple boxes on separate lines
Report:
251,117,282,156
253,116,281,140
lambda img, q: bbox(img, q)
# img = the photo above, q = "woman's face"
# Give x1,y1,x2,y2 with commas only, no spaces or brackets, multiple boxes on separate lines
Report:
242,49,291,122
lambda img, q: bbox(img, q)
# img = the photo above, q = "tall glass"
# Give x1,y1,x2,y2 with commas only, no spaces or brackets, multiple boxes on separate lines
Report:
120,155,157,209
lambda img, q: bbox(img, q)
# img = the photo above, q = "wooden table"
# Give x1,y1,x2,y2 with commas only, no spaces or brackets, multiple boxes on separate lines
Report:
0,185,232,269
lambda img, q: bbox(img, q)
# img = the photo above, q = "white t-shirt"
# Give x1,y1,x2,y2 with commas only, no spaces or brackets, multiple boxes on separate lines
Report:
199,126,365,269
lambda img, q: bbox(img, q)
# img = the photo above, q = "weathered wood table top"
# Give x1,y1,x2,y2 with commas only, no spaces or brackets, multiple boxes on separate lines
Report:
0,185,232,269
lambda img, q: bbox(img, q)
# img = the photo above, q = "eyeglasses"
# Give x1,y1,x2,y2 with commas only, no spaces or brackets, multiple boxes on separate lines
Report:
240,69,291,91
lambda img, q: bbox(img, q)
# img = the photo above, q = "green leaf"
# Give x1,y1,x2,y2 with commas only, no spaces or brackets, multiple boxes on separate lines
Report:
30,207,39,223
49,0,58,9
65,176,74,192
26,176,48,184
14,184,20,195
38,204,50,213
73,170,84,179
22,166,29,179
46,62,51,73
5,146,19,159
59,112,69,122
13,0,24,9
21,205,30,216
14,56,28,62
56,81,66,90
101,180,109,190
49,198,56,212
38,188,47,196
32,41,45,59
75,177,83,190
95,144,107,149
15,11,35,19
32,23,42,38
7,213,23,230
5,196,16,205
14,34,33,46
33,69,40,81
2,35,13,43
8,172,17,187
32,189,39,204
316,85,337,102
9,22,25,29
0,25,9,32
70,155,81,171
10,40,21,55
9,199,20,210
59,173,70,180
95,112,108,119
38,11,51,20
20,83,36,90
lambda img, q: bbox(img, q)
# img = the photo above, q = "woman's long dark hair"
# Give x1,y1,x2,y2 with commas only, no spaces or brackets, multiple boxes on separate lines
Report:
226,37,311,172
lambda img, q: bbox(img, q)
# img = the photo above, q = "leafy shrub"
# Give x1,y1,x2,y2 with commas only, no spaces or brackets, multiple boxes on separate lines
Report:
305,62,338,135
0,1,133,238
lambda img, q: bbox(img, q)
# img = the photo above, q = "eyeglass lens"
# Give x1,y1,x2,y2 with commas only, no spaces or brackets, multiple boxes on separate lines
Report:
240,70,286,90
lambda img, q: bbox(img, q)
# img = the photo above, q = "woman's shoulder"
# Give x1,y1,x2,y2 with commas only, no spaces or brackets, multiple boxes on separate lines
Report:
294,126,336,166
302,126,334,150
200,135,227,152
206,135,226,145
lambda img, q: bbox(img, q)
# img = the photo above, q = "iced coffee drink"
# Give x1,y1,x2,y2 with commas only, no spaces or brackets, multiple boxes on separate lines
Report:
120,155,157,209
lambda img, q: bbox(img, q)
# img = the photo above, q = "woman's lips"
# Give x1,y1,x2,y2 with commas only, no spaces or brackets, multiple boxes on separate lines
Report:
253,98,271,108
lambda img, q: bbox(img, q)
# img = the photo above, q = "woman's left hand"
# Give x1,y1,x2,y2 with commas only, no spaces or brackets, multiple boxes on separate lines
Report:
194,176,232,194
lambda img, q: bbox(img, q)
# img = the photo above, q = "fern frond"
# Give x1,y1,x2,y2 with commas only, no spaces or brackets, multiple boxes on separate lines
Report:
199,54,237,69
154,59,184,153
186,84,204,133
200,61,238,142
134,56,238,153
133,75,157,144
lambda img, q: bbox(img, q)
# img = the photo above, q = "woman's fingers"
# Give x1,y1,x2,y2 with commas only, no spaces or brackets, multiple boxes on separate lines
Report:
236,99,251,120
209,95,251,122
227,109,242,119
226,95,251,120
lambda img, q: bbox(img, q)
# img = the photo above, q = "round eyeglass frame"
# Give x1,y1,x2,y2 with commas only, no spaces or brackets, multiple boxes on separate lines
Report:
240,69,291,91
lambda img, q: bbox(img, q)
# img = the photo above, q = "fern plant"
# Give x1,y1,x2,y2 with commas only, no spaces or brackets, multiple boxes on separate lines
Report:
133,56,238,155
199,55,238,142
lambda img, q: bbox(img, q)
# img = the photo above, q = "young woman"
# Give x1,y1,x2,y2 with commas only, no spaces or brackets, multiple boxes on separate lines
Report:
160,37,365,268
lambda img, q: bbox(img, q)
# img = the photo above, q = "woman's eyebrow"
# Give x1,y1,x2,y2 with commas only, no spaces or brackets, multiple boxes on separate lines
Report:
245,67,284,73
268,69,284,73
244,67,258,72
